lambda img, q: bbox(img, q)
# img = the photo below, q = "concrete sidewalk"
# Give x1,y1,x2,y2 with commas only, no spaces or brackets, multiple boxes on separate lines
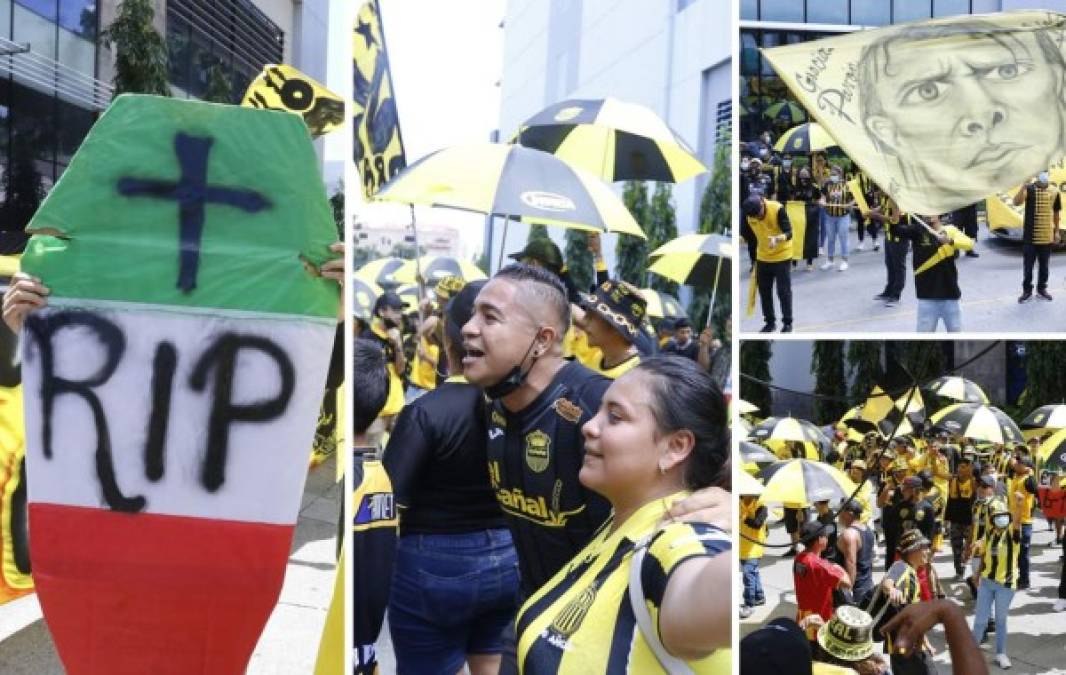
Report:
0,455,342,674
740,511,1066,674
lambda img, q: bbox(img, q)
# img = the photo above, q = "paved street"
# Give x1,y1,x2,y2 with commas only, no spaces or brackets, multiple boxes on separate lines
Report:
740,512,1066,674
0,456,342,675
740,231,1066,334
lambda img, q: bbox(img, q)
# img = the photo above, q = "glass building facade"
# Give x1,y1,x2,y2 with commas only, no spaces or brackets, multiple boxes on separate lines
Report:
740,0,1003,142
0,0,101,237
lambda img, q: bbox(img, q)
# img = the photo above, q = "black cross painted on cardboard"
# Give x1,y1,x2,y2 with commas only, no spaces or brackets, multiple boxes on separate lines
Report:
117,133,272,293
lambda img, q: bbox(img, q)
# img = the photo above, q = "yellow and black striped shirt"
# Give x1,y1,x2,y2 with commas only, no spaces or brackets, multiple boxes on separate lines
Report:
822,180,851,217
516,491,731,673
979,527,1021,589
1023,183,1061,245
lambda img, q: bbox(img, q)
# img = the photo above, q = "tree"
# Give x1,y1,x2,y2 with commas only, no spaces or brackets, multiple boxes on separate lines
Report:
526,223,551,247
475,251,489,276
388,242,424,259
846,341,883,403
202,60,233,104
645,182,679,297
564,229,594,293
1019,342,1066,412
616,180,649,285
740,341,773,415
891,341,948,388
811,341,848,424
689,139,732,333
0,136,47,232
102,0,171,98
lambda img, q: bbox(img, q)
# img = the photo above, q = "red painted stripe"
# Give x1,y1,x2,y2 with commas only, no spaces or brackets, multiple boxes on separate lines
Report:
29,503,295,675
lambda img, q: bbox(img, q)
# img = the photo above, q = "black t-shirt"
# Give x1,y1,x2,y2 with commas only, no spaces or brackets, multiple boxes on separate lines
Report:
900,222,962,300
886,498,935,540
663,338,699,361
487,361,612,595
383,379,505,535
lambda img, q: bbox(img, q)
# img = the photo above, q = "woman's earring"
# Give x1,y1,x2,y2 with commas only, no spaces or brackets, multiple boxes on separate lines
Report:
658,462,667,476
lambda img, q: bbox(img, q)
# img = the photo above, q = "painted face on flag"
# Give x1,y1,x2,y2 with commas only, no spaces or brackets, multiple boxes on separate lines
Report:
859,22,1066,207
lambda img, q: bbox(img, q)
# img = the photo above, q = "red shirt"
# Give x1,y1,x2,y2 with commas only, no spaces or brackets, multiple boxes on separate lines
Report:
794,550,846,621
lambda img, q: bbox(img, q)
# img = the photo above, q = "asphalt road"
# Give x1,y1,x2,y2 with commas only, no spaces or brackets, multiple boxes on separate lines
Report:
740,230,1066,334
740,510,1066,674
0,455,342,675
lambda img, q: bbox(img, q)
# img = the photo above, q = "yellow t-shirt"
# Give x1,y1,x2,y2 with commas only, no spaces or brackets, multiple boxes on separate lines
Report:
408,337,439,390
595,354,641,380
370,321,405,417
564,326,603,370
516,491,731,673
1009,474,1036,525
747,200,793,263
740,498,767,560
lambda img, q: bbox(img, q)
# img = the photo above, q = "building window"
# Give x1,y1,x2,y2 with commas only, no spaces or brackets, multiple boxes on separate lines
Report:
715,99,731,145
759,0,803,23
852,0,890,25
808,0,848,24
166,0,284,103
893,0,934,23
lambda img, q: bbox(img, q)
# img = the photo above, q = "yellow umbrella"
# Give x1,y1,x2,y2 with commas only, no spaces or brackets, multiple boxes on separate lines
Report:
737,399,760,416
736,469,765,497
758,459,857,506
923,376,989,404
648,234,733,326
393,256,486,285
1020,404,1066,441
929,403,1023,445
354,257,406,289
844,386,914,438
638,288,687,320
773,122,838,154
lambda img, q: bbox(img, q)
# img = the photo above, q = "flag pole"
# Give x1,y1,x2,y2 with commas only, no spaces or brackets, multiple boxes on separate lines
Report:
708,256,722,328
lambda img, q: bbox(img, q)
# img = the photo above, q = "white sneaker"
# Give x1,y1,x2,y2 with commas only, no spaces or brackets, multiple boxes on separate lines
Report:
839,261,849,271
1054,598,1066,612
818,246,825,255
995,653,1011,669
820,260,833,271
857,241,867,251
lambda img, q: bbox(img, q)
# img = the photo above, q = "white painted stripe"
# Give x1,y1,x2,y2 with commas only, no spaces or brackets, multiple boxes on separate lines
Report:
22,306,334,525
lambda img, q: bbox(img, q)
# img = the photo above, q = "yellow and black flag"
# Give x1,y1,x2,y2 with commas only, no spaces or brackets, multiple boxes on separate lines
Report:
242,64,344,138
354,0,407,199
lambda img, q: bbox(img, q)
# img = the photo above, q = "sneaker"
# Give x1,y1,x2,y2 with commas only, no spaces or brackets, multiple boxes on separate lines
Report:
966,250,980,258
760,322,775,333
995,653,1011,669
805,263,814,272
874,293,889,300
739,605,754,619
1019,292,1033,303
1017,580,1030,590
1053,599,1066,612
884,298,899,307
753,597,766,606
1038,289,1053,301
782,323,793,333
857,241,867,252
873,242,881,251
820,260,833,271
839,261,849,271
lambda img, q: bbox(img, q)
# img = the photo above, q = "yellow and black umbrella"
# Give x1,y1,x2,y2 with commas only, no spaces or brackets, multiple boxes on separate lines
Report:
352,278,382,319
354,257,406,289
923,376,989,404
758,459,857,506
514,97,707,183
844,386,914,438
773,122,838,154
394,256,486,286
1037,428,1066,474
736,468,765,497
649,234,733,288
929,403,1023,446
1020,404,1066,439
737,399,760,416
737,416,753,437
749,416,829,459
765,100,806,124
741,440,778,467
638,288,686,320
895,387,926,426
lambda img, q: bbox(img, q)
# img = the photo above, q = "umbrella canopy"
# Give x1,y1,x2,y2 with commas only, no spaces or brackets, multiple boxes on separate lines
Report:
648,234,733,288
352,277,381,319
514,97,707,183
844,386,914,438
394,255,487,286
923,376,989,404
735,469,765,497
376,143,646,238
929,403,1023,446
749,416,830,458
740,440,778,466
765,100,806,124
638,288,686,320
354,256,406,289
737,416,753,437
762,437,822,461
773,122,838,154
393,283,421,314
895,387,926,426
1021,404,1066,433
737,399,760,416
1038,428,1066,474
758,459,857,506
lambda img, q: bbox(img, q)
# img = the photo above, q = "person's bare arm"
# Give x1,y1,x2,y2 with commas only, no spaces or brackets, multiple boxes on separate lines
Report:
881,600,988,675
659,554,731,659
2,273,50,333
838,528,859,585
1013,182,1030,206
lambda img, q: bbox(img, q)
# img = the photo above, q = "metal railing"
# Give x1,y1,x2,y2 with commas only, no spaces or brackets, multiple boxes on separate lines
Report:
0,36,113,111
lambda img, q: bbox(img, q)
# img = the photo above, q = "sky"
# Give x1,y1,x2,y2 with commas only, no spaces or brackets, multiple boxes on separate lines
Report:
348,0,506,260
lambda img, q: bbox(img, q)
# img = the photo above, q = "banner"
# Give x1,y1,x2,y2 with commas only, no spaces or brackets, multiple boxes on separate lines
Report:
848,178,870,216
762,11,1066,215
354,0,407,199
242,64,345,138
19,95,339,674
786,200,807,261
0,385,31,605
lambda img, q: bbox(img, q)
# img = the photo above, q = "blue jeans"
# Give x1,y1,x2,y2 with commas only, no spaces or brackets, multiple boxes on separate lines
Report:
1019,523,1032,585
916,299,962,332
825,213,850,259
741,558,764,606
972,577,1015,655
389,528,519,675
818,206,828,248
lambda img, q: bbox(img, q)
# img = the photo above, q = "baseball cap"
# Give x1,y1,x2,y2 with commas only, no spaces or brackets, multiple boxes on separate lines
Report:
508,239,564,272
799,520,829,544
740,618,813,675
841,499,864,516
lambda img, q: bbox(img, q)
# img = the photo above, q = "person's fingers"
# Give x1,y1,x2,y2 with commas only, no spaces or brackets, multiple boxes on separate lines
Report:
665,487,729,519
329,241,344,253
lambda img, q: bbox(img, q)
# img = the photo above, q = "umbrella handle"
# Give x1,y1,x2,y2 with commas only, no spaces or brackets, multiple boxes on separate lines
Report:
410,205,426,327
497,216,511,273
707,256,722,328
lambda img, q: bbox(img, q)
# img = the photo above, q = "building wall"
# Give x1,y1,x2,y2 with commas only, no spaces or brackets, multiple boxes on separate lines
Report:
496,0,732,277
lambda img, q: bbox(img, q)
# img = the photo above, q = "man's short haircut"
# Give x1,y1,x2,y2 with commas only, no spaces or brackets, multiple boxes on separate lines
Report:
742,195,764,219
493,263,570,339
353,338,389,434
674,317,692,330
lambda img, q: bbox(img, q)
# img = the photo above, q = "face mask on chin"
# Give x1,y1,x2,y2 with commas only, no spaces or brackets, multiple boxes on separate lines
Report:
483,332,542,400
992,514,1011,529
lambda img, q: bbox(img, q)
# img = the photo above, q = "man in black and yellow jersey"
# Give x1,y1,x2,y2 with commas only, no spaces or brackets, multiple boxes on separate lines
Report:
896,213,972,332
577,279,651,380
743,194,793,333
966,474,997,599
876,529,934,675
361,291,407,430
945,451,978,578
1008,457,1038,590
971,500,1022,670
1014,171,1061,302
867,185,908,308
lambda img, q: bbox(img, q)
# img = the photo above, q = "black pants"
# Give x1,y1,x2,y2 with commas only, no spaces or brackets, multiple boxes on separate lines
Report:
757,260,792,325
1023,242,1051,293
857,218,879,242
1058,536,1066,600
883,239,908,299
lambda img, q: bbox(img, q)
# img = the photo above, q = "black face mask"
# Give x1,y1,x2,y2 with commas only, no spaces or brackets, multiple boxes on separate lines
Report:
484,332,541,400
381,317,399,330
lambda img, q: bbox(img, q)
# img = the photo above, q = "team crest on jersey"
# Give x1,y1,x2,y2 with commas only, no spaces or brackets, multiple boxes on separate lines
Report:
550,581,598,636
553,398,583,423
525,430,551,473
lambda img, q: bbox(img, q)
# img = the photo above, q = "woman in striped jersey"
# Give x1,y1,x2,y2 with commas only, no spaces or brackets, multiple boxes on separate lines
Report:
971,500,1022,670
